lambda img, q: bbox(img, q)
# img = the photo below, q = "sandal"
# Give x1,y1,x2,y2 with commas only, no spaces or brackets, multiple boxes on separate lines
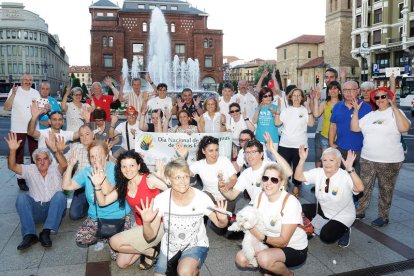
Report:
138,246,159,270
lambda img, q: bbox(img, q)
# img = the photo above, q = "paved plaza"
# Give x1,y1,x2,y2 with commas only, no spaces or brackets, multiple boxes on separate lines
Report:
0,156,414,276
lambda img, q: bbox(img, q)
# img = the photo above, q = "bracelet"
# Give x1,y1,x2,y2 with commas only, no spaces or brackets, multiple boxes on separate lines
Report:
244,118,250,121
263,235,268,243
275,113,280,115
347,168,355,174
95,188,102,191
110,125,115,129
150,82,154,85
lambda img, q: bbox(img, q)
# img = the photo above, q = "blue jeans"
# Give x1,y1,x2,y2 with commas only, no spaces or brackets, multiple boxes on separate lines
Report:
15,191,67,237
69,188,88,220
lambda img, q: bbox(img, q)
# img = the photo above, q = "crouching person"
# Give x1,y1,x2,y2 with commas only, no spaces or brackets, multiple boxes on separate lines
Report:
6,132,67,250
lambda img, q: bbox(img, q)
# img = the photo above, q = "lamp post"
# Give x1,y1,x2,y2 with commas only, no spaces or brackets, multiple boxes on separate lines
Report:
41,61,54,81
359,42,370,81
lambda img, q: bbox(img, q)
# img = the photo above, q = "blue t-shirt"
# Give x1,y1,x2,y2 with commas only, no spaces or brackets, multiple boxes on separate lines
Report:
73,162,130,220
255,103,279,143
330,100,372,151
39,96,62,130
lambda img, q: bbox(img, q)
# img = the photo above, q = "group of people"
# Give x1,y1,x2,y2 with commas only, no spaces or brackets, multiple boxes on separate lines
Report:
3,69,410,275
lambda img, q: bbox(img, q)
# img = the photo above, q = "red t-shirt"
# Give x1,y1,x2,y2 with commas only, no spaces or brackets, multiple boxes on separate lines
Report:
126,174,160,225
87,95,113,122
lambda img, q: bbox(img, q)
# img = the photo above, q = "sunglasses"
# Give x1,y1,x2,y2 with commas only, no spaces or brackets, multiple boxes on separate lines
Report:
262,94,272,98
374,94,387,100
229,109,240,114
262,175,280,184
325,178,330,193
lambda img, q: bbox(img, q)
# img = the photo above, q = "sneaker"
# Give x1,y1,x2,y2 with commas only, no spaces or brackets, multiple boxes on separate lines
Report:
338,228,351,248
371,217,389,227
356,213,365,219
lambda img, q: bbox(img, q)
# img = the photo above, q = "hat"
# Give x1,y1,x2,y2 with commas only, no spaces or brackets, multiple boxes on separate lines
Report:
267,80,275,89
370,87,394,102
124,106,138,116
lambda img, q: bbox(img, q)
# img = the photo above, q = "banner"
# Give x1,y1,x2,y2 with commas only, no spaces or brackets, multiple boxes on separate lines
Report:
135,132,233,166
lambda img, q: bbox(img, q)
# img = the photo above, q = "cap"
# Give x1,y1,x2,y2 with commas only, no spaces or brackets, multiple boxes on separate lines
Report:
370,87,394,102
124,106,138,116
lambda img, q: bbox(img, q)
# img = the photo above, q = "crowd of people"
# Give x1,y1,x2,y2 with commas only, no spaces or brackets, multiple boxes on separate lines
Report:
3,69,410,275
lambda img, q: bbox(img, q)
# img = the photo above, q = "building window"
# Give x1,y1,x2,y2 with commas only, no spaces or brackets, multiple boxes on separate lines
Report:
205,55,213,68
108,36,113,47
143,22,148,32
103,55,113,67
97,12,104,16
368,12,371,27
356,34,361,48
308,51,311,58
356,0,361,8
133,43,144,53
356,15,361,28
410,21,414,37
160,5,167,10
284,49,287,60
175,44,185,54
107,12,114,17
395,53,409,67
138,4,145,9
373,29,381,44
133,43,144,70
171,6,178,11
348,0,351,9
209,39,213,48
399,3,403,19
204,39,208,48
321,50,324,56
376,55,389,68
412,2,414,12
171,23,176,33
102,36,107,47
374,9,382,24
149,5,155,9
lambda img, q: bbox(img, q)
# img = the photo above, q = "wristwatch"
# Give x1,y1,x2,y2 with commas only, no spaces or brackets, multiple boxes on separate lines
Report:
244,118,250,121
347,168,355,174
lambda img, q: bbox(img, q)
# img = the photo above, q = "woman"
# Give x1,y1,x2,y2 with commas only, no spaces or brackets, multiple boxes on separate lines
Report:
61,140,132,248
226,102,255,147
275,88,314,198
235,164,308,275
252,87,279,157
168,110,198,134
195,97,226,133
61,86,91,132
360,81,377,110
313,81,342,157
178,136,238,213
140,107,171,133
295,146,364,247
138,158,228,276
85,108,112,141
350,87,411,227
92,151,168,269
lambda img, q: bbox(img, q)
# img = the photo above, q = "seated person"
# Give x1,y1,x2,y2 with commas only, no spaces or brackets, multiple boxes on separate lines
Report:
140,107,170,133
6,132,67,250
85,108,112,141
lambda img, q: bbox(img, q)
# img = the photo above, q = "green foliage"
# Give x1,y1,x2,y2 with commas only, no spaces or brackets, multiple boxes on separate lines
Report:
217,82,224,95
81,83,88,98
275,69,283,91
254,64,284,90
232,80,238,93
71,77,81,89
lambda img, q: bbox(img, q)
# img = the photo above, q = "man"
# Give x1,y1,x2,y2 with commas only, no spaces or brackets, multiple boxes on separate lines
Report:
4,74,40,191
314,68,338,168
38,82,62,130
219,82,235,124
86,77,119,122
220,139,291,204
28,102,79,162
175,88,203,125
110,106,142,158
6,132,67,250
329,80,372,174
232,79,258,119
118,77,150,113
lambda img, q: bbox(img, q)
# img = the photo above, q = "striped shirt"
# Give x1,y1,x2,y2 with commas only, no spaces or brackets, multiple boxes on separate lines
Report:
126,92,144,113
21,164,63,203
65,144,91,175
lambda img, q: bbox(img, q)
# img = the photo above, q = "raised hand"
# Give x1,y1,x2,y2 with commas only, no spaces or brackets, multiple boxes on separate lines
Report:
214,200,228,221
119,76,125,87
194,96,202,107
192,112,201,122
31,100,46,117
4,132,22,151
154,159,166,181
111,112,119,125
45,131,57,152
350,98,363,112
145,73,152,84
176,97,184,109
389,94,398,109
55,135,67,153
89,165,106,188
142,91,150,102
261,69,269,79
104,139,114,151
104,76,113,88
175,142,189,159
341,150,356,171
299,145,308,160
11,83,18,94
81,106,91,122
136,197,158,223
263,132,274,153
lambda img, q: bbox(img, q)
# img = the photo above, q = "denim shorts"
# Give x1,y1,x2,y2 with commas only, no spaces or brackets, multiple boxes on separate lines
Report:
154,246,209,274
319,135,329,150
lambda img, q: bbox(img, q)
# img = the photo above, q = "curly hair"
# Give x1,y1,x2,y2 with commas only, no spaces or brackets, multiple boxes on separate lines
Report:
114,150,150,208
196,136,219,161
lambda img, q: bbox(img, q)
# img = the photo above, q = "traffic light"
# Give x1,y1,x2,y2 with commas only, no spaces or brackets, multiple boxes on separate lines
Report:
316,75,320,84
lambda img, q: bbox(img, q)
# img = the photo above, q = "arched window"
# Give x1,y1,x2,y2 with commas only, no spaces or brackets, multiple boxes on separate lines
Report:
209,38,213,48
108,36,113,47
204,38,208,48
102,36,107,47
143,22,148,32
171,23,176,33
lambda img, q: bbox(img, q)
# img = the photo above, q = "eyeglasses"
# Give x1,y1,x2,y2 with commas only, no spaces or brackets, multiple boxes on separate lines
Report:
262,175,280,185
374,94,387,100
262,94,272,98
325,178,330,193
244,150,258,155
73,94,82,97
229,109,240,114
342,89,357,93
171,175,190,181
239,138,250,143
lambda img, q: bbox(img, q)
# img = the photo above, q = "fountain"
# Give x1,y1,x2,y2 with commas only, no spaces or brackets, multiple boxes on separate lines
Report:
120,7,200,92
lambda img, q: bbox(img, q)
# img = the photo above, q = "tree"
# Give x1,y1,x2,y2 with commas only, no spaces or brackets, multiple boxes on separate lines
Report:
217,82,223,95
232,80,238,93
254,64,284,90
81,83,88,98
71,77,81,89
275,69,283,91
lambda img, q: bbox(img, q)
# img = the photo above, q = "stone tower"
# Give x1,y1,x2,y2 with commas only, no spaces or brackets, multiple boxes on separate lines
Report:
325,0,359,79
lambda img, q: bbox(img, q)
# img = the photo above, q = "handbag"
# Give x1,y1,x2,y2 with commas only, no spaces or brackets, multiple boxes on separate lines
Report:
311,214,329,236
94,190,126,239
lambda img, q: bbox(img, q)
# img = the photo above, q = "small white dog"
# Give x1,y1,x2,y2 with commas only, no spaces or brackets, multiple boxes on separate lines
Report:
228,206,268,267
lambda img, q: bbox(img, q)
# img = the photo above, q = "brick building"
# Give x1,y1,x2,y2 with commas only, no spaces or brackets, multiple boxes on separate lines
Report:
89,0,223,90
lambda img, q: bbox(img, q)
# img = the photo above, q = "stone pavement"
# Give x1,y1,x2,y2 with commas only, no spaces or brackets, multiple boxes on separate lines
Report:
1,157,414,276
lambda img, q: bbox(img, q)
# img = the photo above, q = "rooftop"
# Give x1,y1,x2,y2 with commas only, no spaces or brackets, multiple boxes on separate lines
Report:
277,34,325,49
121,0,207,15
297,57,326,69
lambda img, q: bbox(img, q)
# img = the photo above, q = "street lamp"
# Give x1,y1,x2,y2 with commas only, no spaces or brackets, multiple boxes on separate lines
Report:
41,61,54,81
359,42,370,81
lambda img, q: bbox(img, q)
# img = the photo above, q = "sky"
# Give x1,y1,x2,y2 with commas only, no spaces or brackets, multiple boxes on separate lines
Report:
14,0,326,65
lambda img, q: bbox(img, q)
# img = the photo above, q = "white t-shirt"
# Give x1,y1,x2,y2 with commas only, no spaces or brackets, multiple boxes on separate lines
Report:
203,112,222,133
279,106,310,148
153,188,214,259
190,156,236,201
115,121,142,151
8,87,40,133
226,117,248,146
254,191,308,250
66,102,90,132
234,160,276,204
219,96,233,124
359,107,408,163
233,92,258,119
303,168,356,227
147,96,173,113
